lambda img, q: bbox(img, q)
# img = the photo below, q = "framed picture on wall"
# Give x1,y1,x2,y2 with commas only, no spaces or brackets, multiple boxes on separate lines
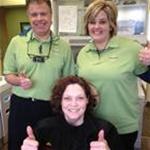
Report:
20,22,31,33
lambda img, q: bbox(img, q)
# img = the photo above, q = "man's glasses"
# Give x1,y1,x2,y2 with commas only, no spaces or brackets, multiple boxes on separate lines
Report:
27,38,52,63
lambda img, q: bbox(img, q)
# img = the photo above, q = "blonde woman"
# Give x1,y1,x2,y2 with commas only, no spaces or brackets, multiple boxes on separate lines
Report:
76,0,150,149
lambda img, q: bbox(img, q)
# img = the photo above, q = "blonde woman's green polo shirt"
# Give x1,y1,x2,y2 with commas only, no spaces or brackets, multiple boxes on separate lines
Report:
76,36,148,134
4,30,75,100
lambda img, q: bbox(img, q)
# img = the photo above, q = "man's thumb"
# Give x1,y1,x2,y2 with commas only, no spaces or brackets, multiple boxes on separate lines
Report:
98,129,104,142
26,126,35,140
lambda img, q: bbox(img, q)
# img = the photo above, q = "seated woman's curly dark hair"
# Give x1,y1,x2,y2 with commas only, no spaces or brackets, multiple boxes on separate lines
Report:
51,75,99,114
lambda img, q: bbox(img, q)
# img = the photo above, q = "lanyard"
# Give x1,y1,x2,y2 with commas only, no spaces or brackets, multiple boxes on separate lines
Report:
27,34,52,63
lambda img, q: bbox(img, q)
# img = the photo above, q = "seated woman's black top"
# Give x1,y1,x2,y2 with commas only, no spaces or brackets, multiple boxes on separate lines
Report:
34,114,121,150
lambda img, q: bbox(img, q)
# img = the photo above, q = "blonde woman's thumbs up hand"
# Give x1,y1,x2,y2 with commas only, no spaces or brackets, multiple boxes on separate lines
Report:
139,41,150,66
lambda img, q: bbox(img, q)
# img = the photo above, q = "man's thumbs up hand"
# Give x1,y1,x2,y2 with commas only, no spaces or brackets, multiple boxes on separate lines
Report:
21,126,39,150
90,130,110,150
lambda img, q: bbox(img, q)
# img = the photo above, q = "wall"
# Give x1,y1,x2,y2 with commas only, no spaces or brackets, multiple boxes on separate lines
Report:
54,0,85,36
0,6,28,75
0,7,7,75
5,6,28,42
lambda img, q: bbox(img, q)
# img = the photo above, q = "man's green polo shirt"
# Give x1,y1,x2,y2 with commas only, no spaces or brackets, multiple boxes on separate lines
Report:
4,30,75,100
77,36,148,134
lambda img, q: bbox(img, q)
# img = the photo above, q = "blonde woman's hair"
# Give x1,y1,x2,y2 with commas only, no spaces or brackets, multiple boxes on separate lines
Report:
84,0,118,37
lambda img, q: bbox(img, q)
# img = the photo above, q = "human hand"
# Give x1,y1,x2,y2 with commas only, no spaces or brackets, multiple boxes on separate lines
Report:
19,73,32,90
139,42,150,66
90,130,110,150
21,126,39,150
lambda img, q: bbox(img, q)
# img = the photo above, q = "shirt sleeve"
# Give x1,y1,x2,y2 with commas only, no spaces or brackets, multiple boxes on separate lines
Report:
138,68,150,83
105,124,124,150
3,37,18,75
33,116,63,150
133,41,148,75
94,117,123,150
34,118,54,146
60,39,75,76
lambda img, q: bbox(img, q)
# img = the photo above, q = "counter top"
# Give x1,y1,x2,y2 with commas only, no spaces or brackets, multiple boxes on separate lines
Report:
62,35,147,46
0,76,11,93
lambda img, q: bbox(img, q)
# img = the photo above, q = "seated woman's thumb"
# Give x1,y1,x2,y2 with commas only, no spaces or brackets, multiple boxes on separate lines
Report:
98,130,104,142
26,126,35,140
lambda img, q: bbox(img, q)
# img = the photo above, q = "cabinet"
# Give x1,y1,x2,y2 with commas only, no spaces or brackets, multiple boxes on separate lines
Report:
1,0,25,6
0,77,11,144
0,0,2,5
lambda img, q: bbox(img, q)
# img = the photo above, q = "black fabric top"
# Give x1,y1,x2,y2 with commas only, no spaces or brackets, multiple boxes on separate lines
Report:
34,114,122,150
138,69,150,83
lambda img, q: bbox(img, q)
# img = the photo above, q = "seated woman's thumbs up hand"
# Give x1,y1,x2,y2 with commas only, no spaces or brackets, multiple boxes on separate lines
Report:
90,130,110,150
21,126,39,150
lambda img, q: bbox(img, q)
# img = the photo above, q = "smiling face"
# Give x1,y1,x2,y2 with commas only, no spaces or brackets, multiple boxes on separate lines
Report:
61,84,88,126
27,2,52,39
88,10,111,43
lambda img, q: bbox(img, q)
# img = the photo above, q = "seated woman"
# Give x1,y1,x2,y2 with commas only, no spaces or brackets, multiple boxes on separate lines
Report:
21,76,122,150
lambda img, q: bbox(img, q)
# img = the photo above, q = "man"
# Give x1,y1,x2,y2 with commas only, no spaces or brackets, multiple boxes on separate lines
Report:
3,0,74,150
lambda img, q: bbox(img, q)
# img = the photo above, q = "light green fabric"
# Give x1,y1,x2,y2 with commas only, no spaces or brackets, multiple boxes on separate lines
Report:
77,35,148,134
4,30,75,100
